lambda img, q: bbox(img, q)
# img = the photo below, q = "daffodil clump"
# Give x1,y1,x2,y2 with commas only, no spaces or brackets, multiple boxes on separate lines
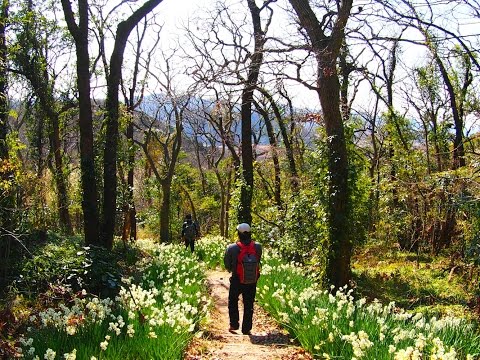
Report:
256,250,480,360
19,239,210,360
195,235,229,269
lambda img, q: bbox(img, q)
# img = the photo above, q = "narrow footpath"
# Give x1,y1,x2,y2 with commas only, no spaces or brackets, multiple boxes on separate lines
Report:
184,270,312,360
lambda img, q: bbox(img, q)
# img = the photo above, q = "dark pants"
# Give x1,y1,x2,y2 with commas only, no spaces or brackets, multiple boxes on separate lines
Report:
184,237,194,252
228,276,257,334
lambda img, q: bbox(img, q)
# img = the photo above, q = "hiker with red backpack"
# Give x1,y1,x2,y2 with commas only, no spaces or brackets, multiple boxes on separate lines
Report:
223,223,262,335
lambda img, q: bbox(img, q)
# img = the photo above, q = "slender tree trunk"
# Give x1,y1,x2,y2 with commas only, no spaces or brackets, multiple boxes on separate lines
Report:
432,117,442,171
180,184,197,220
61,0,99,245
121,120,137,242
279,85,304,172
137,102,184,243
0,0,6,164
436,57,465,169
239,86,255,225
0,0,11,283
128,121,137,240
194,140,207,194
254,100,282,209
159,180,171,242
225,167,233,236
368,98,380,233
215,170,226,237
120,20,150,243
50,115,73,234
257,87,299,193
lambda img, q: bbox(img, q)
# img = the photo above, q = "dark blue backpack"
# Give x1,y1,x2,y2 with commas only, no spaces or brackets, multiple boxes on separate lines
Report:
184,221,196,239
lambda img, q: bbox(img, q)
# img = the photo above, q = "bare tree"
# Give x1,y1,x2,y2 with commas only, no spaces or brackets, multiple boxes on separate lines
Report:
185,0,276,225
408,63,449,173
237,0,275,224
101,0,165,249
119,16,161,243
191,95,240,236
256,85,299,193
253,95,282,209
134,54,188,243
378,0,479,169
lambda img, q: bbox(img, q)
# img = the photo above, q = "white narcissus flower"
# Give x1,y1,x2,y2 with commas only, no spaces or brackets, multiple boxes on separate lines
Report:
100,340,108,351
63,349,77,360
44,348,56,360
66,325,76,335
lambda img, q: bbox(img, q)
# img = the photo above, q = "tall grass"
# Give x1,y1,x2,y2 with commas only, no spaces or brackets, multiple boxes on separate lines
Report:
198,237,480,360
19,240,210,360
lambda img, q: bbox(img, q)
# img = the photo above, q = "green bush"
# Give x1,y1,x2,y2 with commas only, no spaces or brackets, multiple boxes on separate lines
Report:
13,234,141,300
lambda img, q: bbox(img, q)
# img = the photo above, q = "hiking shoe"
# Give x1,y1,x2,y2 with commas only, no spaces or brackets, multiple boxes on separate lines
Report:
229,325,239,332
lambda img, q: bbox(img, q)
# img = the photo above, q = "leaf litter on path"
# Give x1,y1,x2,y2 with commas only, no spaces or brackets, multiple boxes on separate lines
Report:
184,270,312,360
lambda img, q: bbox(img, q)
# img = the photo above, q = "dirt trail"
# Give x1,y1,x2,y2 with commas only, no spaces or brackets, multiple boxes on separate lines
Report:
184,270,312,360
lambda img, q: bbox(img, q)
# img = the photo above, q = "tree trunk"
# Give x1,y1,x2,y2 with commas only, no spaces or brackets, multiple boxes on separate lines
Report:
180,184,197,221
317,66,352,288
102,0,164,249
160,180,172,242
279,85,304,173
137,100,184,244
194,139,208,194
257,87,299,194
254,100,282,209
128,120,137,241
432,117,442,172
121,121,136,243
288,0,353,288
215,170,226,237
61,0,99,245
435,56,465,169
225,167,233,236
50,115,73,234
238,0,266,225
417,25,466,169
0,0,6,163
0,0,12,283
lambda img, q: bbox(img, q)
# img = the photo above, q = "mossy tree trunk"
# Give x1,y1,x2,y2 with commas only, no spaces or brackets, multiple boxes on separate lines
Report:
61,0,99,245
288,0,353,288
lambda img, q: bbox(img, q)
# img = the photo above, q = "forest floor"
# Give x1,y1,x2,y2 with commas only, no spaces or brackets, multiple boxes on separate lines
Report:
183,270,312,360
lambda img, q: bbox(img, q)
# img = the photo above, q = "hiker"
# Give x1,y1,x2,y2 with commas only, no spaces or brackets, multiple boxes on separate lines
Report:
182,214,199,252
224,223,262,335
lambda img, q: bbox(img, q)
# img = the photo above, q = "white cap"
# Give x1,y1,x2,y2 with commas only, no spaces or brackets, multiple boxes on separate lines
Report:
236,223,251,233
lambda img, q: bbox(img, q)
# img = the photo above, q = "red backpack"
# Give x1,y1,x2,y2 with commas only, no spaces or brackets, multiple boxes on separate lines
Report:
236,241,260,284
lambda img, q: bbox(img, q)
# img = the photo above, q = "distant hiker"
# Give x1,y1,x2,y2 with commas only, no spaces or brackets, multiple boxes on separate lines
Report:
182,214,199,252
224,223,262,335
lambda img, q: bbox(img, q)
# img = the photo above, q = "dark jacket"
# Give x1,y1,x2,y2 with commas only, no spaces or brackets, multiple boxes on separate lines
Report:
182,220,199,239
224,240,262,276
